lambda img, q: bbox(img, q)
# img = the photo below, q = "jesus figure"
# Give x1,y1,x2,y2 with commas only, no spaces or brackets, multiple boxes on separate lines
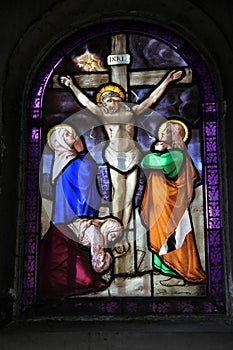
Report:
59,69,183,255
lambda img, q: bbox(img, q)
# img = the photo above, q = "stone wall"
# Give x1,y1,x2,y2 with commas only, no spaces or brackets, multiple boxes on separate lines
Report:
0,0,233,346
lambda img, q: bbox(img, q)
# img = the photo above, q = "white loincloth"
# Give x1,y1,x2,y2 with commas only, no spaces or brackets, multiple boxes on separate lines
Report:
105,145,141,172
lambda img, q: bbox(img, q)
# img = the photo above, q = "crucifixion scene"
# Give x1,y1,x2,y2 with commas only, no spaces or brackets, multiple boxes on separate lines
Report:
39,32,206,299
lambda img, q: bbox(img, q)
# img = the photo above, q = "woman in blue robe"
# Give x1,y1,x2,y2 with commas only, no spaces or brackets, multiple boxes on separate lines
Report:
48,124,100,224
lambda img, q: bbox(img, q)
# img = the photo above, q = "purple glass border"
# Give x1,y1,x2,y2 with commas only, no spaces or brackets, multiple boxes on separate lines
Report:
21,20,225,316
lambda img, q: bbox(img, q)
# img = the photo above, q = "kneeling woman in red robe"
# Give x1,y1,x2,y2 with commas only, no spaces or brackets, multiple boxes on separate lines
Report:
39,217,122,297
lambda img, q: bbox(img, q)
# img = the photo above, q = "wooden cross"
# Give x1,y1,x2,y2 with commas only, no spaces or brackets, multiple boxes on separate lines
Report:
53,34,192,100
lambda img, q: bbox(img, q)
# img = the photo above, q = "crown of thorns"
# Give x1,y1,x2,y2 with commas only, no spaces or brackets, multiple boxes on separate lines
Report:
96,84,125,104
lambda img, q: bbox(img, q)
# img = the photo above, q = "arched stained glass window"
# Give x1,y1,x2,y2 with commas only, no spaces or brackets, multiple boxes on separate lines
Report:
21,21,225,317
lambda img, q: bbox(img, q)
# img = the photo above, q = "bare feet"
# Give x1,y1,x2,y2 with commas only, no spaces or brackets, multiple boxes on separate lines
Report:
112,238,130,257
160,277,185,286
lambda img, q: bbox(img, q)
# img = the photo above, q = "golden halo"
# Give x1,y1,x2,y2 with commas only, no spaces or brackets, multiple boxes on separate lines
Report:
96,84,125,104
158,119,189,143
47,124,77,149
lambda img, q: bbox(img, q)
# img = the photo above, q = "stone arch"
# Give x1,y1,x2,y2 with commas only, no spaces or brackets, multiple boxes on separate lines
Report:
1,0,231,320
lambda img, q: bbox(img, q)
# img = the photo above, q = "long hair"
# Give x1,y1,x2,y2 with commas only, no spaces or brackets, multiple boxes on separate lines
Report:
169,123,186,150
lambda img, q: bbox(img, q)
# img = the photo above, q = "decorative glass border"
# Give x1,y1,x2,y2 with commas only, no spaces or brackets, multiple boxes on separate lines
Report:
21,20,225,316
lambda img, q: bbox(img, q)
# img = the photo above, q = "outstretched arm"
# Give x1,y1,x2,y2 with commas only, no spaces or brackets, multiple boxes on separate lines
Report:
60,75,103,118
133,70,183,115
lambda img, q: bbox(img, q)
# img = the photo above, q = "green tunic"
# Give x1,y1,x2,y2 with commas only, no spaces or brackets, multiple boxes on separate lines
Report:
140,149,184,179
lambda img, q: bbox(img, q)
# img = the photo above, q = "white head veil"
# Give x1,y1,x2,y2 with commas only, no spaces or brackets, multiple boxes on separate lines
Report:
48,125,77,183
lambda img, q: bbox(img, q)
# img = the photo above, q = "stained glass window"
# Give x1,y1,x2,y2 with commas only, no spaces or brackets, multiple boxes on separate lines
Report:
21,21,225,317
